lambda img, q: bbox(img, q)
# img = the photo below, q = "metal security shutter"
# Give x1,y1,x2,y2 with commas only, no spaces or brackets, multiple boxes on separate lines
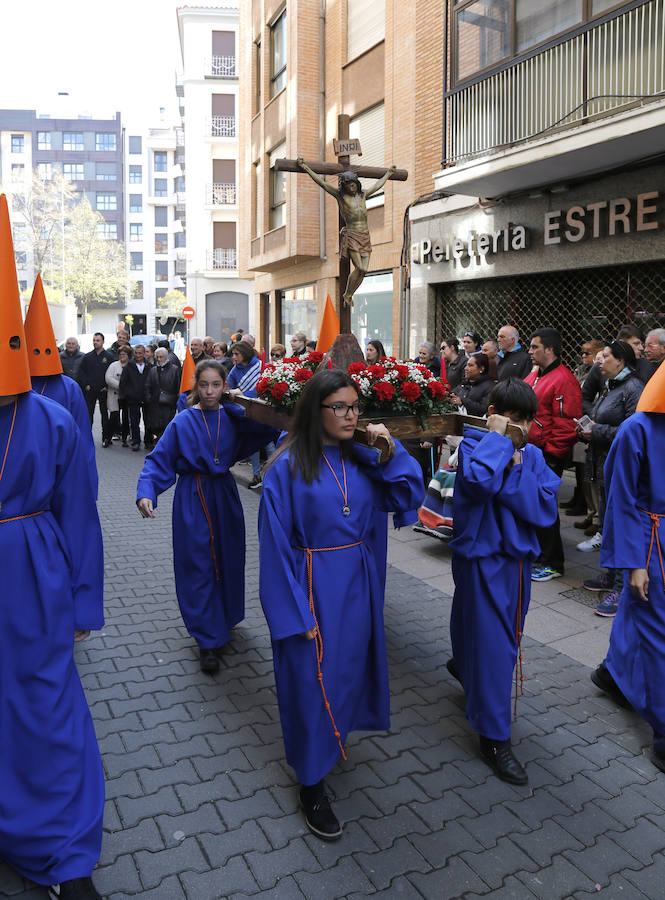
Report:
435,261,665,367
349,102,384,168
347,0,385,62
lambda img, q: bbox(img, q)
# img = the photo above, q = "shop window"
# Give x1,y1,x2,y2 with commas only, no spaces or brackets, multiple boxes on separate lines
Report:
281,285,318,346
351,271,393,356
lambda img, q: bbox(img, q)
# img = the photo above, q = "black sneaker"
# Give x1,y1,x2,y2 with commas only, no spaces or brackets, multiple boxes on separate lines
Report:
653,747,665,774
479,736,528,785
590,661,633,709
446,658,462,685
48,877,101,899
199,648,220,675
300,780,343,841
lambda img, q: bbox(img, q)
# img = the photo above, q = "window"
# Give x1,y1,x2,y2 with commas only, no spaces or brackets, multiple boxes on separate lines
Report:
154,151,167,172
96,162,117,181
351,271,394,356
98,222,118,239
96,192,117,211
154,207,168,227
19,280,28,293
253,160,261,237
63,163,85,181
347,0,385,62
129,165,142,184
15,251,27,267
63,132,84,151
130,223,143,242
11,134,24,153
350,103,385,205
281,285,318,348
270,9,286,97
11,164,24,182
37,131,51,150
155,261,169,282
130,251,143,270
95,132,117,151
37,163,53,180
129,194,143,213
129,136,142,154
155,233,168,254
132,280,144,299
174,231,186,248
174,175,185,192
155,287,168,301
254,39,262,113
154,178,168,197
269,143,286,230
515,0,582,53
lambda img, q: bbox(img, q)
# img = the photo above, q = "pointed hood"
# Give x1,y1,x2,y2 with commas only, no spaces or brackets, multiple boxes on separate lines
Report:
637,361,665,414
24,273,63,376
0,194,31,395
315,294,340,353
179,345,196,393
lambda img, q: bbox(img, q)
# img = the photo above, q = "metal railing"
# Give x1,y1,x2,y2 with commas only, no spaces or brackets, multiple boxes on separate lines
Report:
206,248,237,270
446,0,665,165
211,116,236,138
210,55,236,77
209,183,236,205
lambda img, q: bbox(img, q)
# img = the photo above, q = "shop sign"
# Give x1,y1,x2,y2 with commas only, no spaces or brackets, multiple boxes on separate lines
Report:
412,224,528,265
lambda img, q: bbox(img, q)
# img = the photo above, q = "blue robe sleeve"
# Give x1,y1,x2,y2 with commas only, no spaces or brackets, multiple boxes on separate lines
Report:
456,431,515,500
600,418,647,569
223,403,278,461
176,392,188,413
51,420,104,631
352,440,424,528
497,447,560,527
259,460,317,640
136,420,179,508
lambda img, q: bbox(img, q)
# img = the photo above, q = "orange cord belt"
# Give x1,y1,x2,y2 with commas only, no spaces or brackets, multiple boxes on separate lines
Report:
196,475,220,582
0,510,46,525
637,507,665,584
298,540,365,761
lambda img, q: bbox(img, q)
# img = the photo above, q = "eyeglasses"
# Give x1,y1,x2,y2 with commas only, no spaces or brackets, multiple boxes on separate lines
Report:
321,402,362,418
270,353,284,359
581,350,593,356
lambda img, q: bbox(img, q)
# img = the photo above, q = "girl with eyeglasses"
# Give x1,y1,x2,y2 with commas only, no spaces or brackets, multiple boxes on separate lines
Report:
258,370,422,841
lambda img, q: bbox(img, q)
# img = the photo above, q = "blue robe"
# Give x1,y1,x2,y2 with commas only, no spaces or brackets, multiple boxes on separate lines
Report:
176,391,188,413
0,392,104,885
136,404,277,648
449,428,560,742
602,412,665,739
31,373,98,499
258,441,423,785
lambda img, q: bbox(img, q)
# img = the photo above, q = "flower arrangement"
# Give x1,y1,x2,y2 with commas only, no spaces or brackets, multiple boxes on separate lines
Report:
347,357,454,426
256,351,324,409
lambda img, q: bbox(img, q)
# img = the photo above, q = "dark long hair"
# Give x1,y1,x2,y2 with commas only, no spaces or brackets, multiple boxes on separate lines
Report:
187,360,226,407
607,339,636,370
266,370,361,484
366,339,386,359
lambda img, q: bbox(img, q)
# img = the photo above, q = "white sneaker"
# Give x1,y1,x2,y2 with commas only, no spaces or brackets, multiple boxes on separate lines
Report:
577,531,602,552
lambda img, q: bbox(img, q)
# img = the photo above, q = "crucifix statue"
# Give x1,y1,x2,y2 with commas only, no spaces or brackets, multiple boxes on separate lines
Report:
275,114,407,354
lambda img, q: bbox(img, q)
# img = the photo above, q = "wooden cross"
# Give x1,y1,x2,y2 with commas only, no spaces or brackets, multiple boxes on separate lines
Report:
275,114,407,349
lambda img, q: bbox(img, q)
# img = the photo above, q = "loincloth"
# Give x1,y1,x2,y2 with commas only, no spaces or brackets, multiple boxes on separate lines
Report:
339,228,372,259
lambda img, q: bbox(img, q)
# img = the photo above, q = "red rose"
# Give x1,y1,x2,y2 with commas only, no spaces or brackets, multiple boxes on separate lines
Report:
394,364,409,380
307,351,324,363
427,380,446,399
401,381,421,402
367,364,387,379
294,368,313,383
415,364,429,375
271,381,289,402
283,356,300,364
256,377,271,394
373,381,395,401
347,361,366,375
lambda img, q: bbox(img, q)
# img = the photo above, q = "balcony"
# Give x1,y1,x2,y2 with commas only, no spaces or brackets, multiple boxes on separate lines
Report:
176,192,186,210
175,127,184,148
209,183,236,205
209,55,236,78
175,258,186,276
210,116,236,138
206,248,237,270
438,0,665,197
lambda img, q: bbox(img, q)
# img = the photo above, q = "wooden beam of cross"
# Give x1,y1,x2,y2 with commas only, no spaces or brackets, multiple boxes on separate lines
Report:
275,114,408,350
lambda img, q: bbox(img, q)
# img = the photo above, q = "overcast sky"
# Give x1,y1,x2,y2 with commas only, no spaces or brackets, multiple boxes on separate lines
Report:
2,0,183,125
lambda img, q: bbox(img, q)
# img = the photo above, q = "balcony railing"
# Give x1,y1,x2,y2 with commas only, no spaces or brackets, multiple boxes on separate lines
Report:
175,127,184,148
210,55,236,77
207,248,237,270
209,183,236,205
176,192,186,209
446,0,665,166
211,116,236,138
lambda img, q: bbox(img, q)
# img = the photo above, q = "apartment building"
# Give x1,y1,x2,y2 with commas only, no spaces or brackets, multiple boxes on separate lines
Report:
239,0,443,356
123,122,186,336
177,3,253,343
409,0,665,360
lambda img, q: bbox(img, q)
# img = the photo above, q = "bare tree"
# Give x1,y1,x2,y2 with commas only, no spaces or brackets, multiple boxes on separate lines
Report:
11,169,76,276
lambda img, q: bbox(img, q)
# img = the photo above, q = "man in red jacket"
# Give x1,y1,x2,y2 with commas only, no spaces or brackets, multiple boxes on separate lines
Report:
524,328,582,581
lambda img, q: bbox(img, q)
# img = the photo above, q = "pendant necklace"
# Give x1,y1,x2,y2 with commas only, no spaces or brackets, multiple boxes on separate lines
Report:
322,450,350,517
0,399,18,514
199,406,221,464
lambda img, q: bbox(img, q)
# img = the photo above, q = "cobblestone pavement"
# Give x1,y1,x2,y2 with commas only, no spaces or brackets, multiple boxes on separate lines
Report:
2,436,665,899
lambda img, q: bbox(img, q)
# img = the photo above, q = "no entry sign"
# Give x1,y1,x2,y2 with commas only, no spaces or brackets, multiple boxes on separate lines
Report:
182,306,195,319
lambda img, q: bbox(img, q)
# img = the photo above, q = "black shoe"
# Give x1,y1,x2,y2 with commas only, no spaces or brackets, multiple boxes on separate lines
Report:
199,648,220,674
121,440,129,447
48,877,101,899
446,658,462,685
565,506,587,517
652,748,665,774
101,440,111,448
590,662,633,709
479,736,528,785
300,780,343,841
144,442,154,451
131,443,140,451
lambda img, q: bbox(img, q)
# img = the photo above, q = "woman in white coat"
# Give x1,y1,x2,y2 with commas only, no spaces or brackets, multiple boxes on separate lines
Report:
105,344,132,445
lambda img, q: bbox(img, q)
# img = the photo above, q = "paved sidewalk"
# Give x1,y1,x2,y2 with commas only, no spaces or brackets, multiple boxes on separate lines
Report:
2,444,664,900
